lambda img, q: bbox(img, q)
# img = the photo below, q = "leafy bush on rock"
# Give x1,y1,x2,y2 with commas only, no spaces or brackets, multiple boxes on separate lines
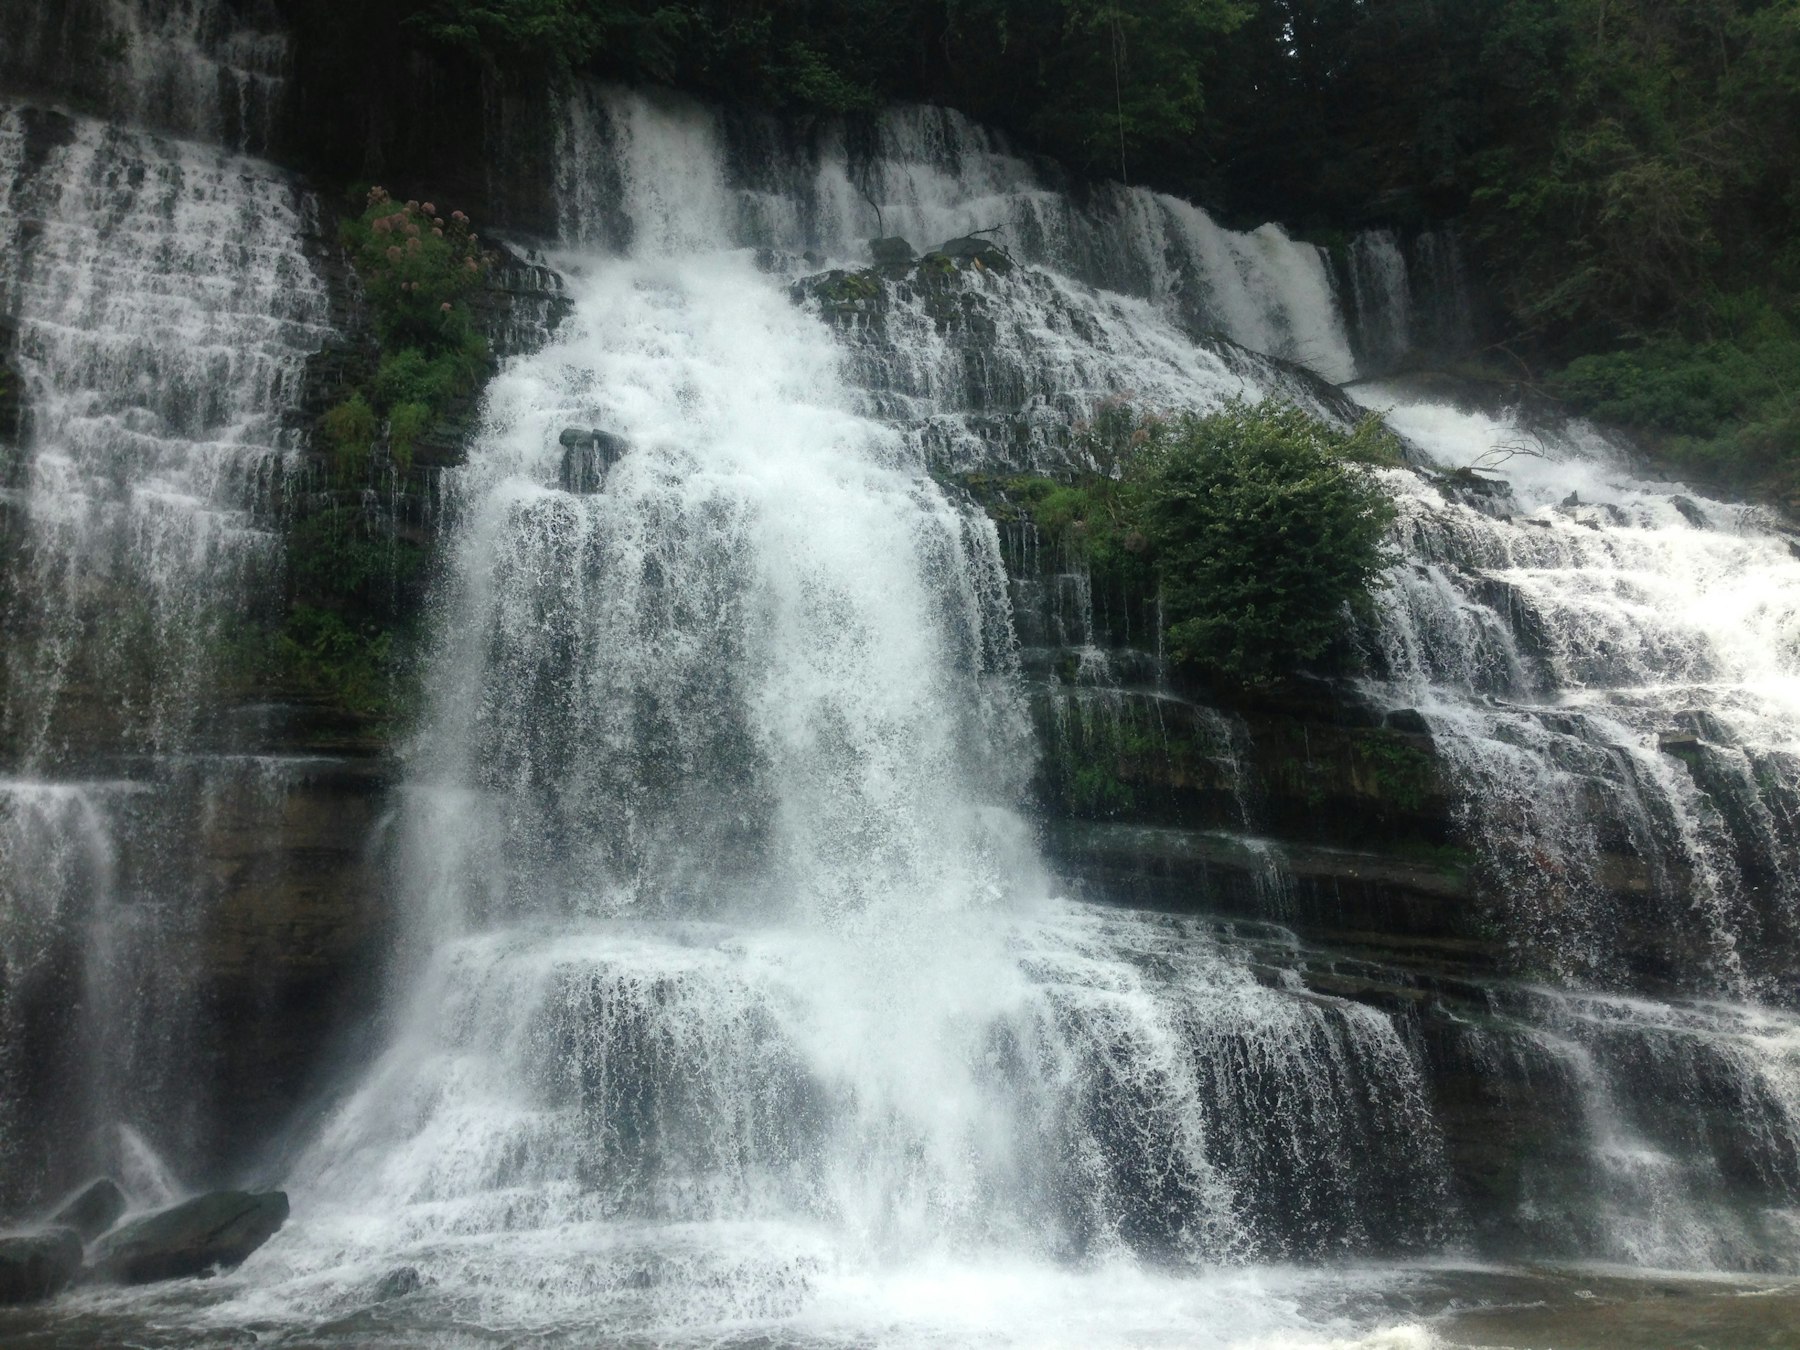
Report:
1133,401,1398,680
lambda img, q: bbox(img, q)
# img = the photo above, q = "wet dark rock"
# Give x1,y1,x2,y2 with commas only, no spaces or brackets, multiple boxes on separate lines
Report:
868,235,916,272
89,1191,289,1285
797,268,884,307
1672,708,1729,742
1383,708,1433,735
594,429,628,460
0,1229,82,1305
49,1178,126,1243
0,324,23,457
1431,467,1513,515
1659,732,1704,763
559,428,629,494
1670,494,1708,527
936,235,1014,273
371,1264,426,1301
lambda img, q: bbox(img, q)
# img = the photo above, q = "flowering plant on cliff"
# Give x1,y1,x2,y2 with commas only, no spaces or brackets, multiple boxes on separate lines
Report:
323,187,493,473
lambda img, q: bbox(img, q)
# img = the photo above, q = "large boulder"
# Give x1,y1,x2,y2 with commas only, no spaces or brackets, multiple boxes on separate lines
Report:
0,1229,82,1305
50,1177,127,1243
935,235,1014,274
89,1191,289,1285
559,427,629,494
868,235,916,273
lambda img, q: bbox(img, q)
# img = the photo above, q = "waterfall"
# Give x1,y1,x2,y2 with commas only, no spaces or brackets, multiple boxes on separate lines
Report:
1350,385,1800,1262
0,0,289,153
1357,388,1800,1001
173,89,1455,1346
2,60,1798,1345
0,22,333,1204
0,104,329,758
1342,231,1412,373
557,89,1360,396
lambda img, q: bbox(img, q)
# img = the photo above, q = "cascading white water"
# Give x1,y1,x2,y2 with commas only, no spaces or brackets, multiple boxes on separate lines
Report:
3,65,1794,1345
0,0,288,153
162,89,1455,1348
0,780,113,1196
1356,386,1800,997
0,103,330,758
0,38,333,1207
1347,382,1800,1266
1343,232,1412,373
558,90,1361,396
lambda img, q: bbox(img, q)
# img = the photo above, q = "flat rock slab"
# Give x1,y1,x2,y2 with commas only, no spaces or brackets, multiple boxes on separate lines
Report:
89,1191,289,1285
0,1230,82,1305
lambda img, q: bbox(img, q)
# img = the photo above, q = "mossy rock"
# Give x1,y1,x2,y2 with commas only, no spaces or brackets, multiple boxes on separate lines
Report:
914,252,960,282
869,235,916,273
804,268,883,305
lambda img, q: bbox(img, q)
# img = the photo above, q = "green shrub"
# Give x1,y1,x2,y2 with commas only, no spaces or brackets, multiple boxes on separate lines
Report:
276,605,397,719
387,401,434,471
319,187,492,483
1131,401,1398,681
274,508,428,727
286,507,422,609
1554,299,1800,497
321,393,378,477
344,187,489,353
986,401,1399,682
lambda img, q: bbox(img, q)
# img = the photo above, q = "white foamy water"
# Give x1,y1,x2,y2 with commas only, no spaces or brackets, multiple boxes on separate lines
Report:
558,87,1363,386
0,102,330,758
158,89,1454,1345
1355,382,1800,996
1348,382,1800,1265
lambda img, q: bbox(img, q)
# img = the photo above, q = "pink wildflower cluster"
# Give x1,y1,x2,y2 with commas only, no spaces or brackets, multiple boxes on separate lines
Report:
352,185,491,318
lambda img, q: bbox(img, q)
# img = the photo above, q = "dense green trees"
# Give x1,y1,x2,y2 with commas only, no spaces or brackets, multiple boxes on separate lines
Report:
1464,0,1800,497
406,0,1252,158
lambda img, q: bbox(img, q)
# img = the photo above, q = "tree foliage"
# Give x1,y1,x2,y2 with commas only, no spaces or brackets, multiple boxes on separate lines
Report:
403,0,1249,148
1131,402,1398,680
1006,402,1399,682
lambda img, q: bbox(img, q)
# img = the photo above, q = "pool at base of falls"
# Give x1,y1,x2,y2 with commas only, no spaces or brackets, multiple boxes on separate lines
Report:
5,1259,1798,1349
